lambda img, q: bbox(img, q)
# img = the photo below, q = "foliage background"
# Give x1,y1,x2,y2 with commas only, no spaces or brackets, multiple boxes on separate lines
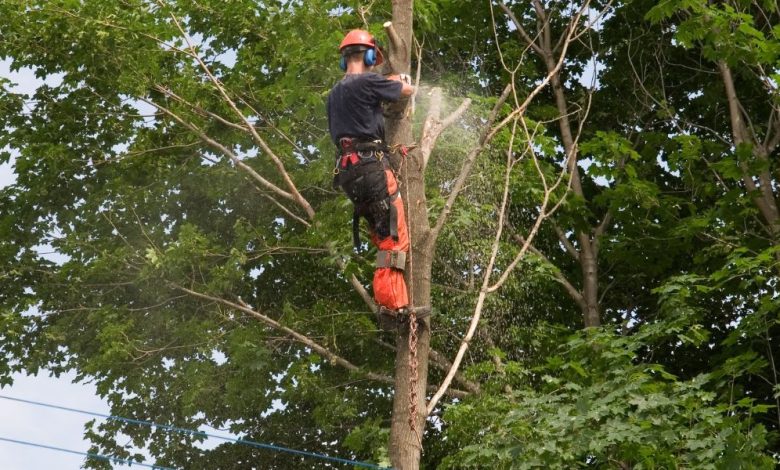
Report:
1,0,779,468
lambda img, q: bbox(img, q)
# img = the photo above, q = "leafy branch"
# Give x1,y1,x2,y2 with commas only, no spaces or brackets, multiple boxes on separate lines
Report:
173,283,469,398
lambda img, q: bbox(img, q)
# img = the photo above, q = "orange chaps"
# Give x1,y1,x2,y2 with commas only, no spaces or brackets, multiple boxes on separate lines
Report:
370,169,409,311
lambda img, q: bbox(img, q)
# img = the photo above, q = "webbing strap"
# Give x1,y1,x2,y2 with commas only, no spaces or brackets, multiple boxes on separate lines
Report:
388,200,398,241
376,250,406,270
352,209,361,250
389,191,401,241
338,138,385,153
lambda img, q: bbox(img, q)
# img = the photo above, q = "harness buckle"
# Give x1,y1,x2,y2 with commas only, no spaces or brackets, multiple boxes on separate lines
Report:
340,152,359,168
339,137,355,152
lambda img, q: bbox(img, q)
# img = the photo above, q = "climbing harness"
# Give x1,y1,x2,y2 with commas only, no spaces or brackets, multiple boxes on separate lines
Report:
333,137,400,250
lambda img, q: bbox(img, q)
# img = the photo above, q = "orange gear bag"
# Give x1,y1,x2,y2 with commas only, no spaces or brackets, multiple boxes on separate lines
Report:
370,169,409,310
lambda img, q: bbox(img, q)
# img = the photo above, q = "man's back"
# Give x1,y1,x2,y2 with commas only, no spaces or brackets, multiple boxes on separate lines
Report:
327,72,402,144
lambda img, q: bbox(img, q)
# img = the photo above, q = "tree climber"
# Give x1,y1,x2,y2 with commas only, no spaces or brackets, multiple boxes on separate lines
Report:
327,29,427,327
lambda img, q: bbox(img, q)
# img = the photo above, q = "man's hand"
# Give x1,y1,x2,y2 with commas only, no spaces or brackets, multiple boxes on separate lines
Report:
388,74,415,97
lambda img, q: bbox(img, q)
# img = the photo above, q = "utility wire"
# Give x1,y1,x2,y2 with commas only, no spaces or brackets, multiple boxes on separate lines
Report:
0,394,390,469
0,436,174,469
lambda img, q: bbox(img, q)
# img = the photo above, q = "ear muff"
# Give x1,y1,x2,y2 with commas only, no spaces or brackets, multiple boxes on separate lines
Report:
363,48,376,66
340,48,376,70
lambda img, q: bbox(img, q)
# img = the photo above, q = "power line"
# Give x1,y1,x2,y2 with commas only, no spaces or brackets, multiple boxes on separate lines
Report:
0,436,174,470
0,394,390,469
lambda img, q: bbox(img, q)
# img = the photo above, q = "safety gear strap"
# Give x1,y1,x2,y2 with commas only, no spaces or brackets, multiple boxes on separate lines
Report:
352,190,401,250
353,210,361,250
388,192,399,241
376,250,406,270
338,137,386,153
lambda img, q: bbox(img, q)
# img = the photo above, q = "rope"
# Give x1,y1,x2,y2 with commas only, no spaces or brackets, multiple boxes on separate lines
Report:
0,436,175,469
0,394,389,469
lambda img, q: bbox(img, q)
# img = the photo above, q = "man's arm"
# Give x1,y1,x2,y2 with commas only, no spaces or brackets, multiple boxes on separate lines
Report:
387,74,415,97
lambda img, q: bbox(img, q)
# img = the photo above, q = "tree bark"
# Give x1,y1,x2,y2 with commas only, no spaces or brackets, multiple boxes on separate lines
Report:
384,2,430,469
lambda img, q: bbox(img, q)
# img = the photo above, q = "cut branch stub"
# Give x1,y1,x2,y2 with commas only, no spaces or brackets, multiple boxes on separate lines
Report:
420,87,472,169
383,21,404,72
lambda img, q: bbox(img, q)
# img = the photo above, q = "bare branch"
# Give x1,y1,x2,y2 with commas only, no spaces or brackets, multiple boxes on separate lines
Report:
175,284,469,398
428,2,584,270
153,85,246,132
487,179,550,292
512,232,586,310
427,84,512,248
567,1,613,45
498,2,544,56
485,20,579,144
160,1,315,219
139,98,297,205
420,88,472,167
428,118,524,414
428,4,591,410
254,185,311,228
235,94,310,157
174,284,390,379
552,222,580,260
489,4,528,82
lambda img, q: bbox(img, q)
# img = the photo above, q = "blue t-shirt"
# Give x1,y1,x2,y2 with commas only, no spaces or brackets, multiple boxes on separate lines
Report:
327,73,403,144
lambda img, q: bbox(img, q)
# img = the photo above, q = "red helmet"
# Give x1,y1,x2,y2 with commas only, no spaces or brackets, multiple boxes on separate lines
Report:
339,29,384,66
340,29,376,50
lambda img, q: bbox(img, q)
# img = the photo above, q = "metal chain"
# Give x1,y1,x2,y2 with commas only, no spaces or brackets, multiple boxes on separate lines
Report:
401,144,422,447
407,310,421,447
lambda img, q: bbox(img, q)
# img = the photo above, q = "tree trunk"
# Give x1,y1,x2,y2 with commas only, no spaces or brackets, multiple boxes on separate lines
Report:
544,51,602,328
718,61,780,237
384,2,431,469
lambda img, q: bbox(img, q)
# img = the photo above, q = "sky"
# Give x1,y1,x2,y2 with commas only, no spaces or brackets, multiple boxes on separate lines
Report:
0,372,111,469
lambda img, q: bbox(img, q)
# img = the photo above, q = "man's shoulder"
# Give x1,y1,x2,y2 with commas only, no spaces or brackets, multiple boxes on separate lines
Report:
330,73,385,95
344,72,387,85
330,73,400,102
363,72,394,84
